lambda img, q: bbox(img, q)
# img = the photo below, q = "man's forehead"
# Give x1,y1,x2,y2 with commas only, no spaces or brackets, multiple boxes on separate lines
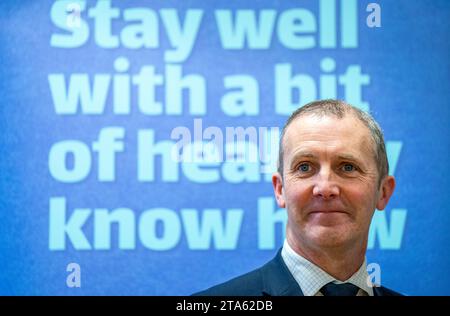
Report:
283,113,375,156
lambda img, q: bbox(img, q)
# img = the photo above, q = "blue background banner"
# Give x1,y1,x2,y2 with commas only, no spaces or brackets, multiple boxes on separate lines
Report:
0,0,449,295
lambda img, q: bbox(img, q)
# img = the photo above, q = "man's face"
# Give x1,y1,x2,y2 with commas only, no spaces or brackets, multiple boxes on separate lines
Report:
273,114,394,252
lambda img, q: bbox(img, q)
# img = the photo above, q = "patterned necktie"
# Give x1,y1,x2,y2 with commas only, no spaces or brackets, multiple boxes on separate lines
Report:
320,282,360,296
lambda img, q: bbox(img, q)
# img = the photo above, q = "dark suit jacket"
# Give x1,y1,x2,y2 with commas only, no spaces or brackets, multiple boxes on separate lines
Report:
194,249,402,296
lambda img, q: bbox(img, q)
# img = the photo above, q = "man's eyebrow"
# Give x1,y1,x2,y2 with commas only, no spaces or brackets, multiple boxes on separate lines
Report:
289,151,317,164
289,152,365,164
336,154,364,164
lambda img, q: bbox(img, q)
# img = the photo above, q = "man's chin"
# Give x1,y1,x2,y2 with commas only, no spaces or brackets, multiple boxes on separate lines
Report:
306,225,355,248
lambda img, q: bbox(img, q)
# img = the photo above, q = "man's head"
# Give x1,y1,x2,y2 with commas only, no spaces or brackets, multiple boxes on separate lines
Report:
277,100,389,185
272,99,395,254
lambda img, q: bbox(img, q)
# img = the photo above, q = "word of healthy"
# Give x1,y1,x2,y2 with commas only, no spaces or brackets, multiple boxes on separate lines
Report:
48,125,403,184
50,0,360,62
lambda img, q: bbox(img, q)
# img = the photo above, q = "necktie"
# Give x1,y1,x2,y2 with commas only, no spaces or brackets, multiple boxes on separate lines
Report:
320,282,360,296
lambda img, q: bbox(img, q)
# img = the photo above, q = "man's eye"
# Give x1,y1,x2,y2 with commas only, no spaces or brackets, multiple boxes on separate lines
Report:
298,163,311,172
342,163,356,172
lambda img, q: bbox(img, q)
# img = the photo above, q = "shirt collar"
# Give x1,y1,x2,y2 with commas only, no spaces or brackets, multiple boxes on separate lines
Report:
281,239,374,296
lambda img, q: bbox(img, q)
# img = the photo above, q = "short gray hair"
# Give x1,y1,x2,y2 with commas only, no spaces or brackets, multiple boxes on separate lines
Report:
277,99,389,184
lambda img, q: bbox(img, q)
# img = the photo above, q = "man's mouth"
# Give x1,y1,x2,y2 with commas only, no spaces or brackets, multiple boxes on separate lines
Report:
309,210,347,214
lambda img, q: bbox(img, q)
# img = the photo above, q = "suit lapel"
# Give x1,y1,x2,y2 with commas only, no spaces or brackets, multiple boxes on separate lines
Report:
373,286,399,296
260,249,304,296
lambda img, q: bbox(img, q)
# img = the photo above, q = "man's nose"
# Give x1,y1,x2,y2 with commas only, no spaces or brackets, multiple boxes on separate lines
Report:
312,169,340,199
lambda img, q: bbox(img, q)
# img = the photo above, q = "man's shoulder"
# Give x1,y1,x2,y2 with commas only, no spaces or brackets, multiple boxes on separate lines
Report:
193,249,303,296
193,265,266,296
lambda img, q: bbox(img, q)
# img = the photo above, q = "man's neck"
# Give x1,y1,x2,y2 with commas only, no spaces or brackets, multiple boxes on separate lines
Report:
287,236,367,281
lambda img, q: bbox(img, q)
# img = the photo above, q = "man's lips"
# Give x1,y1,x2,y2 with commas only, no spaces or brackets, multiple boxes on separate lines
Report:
309,210,347,214
307,210,351,225
307,209,350,218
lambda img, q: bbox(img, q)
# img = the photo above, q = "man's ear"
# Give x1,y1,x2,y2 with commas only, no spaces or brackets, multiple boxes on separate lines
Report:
272,172,286,208
376,175,396,210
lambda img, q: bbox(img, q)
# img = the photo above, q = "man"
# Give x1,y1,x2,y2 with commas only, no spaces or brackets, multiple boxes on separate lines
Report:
194,99,401,296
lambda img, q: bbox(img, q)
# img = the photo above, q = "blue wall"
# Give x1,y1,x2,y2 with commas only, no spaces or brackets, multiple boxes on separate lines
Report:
0,0,449,295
